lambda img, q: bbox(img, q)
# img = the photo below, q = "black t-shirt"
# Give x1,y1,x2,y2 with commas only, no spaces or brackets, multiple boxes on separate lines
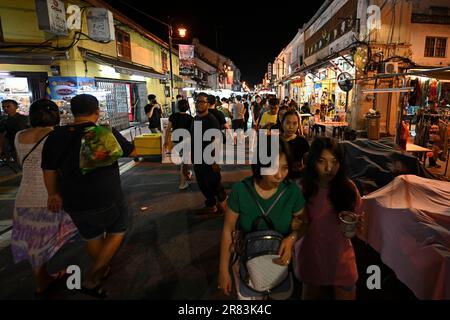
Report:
144,104,162,129
288,136,310,179
169,112,193,143
288,136,310,162
190,112,220,164
41,122,134,211
208,108,226,128
0,113,29,144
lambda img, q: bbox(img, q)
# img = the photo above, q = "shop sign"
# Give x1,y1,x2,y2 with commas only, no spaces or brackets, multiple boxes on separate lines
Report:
337,72,353,92
227,70,234,85
35,0,68,36
367,5,381,35
49,77,96,101
86,8,115,42
268,63,272,81
179,45,195,76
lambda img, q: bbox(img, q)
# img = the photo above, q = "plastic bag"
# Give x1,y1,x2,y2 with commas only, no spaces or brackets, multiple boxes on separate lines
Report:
80,125,123,175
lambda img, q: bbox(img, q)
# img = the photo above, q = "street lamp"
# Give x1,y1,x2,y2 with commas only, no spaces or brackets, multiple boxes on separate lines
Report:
168,20,187,113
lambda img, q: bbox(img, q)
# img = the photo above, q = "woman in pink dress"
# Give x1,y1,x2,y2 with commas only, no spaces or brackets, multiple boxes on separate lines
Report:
296,137,363,300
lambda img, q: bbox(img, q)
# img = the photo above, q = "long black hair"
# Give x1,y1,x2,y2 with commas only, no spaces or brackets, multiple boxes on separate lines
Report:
302,137,356,212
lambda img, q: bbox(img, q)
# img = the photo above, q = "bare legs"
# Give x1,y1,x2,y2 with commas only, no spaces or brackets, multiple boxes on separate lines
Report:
84,233,125,288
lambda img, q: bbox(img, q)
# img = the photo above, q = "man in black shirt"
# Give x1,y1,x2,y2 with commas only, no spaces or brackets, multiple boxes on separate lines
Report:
144,94,162,133
207,94,230,144
41,94,135,297
0,99,29,159
165,99,194,190
191,92,227,215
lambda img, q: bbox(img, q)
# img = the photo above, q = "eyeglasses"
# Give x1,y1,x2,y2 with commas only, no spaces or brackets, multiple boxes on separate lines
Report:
195,100,208,105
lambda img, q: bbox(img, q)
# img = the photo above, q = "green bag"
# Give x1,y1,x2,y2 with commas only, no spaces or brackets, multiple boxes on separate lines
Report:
80,125,123,175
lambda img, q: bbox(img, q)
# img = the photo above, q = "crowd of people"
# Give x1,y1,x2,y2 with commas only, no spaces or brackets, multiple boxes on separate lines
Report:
1,92,364,300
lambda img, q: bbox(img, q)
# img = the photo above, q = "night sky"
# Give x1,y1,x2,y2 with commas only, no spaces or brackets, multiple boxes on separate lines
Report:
104,0,326,87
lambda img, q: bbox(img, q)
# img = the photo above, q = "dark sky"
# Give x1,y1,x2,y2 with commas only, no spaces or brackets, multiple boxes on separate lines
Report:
104,0,325,87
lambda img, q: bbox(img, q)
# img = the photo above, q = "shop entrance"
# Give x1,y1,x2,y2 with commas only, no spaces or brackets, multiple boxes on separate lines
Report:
0,72,47,115
95,79,147,130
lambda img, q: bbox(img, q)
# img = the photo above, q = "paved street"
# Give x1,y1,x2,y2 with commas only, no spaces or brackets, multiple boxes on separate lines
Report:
0,137,419,300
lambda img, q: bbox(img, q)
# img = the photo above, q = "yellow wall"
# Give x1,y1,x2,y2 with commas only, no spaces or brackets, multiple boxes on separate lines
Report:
1,0,180,107
0,64,51,74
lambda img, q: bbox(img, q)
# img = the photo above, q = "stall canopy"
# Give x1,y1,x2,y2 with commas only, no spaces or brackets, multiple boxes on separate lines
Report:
80,48,166,80
361,175,450,300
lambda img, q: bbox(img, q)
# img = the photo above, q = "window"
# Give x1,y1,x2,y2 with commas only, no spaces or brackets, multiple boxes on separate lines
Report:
161,52,168,73
116,29,131,60
425,37,447,57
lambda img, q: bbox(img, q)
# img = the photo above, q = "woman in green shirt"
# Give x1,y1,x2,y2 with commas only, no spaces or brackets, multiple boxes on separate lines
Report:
218,137,308,299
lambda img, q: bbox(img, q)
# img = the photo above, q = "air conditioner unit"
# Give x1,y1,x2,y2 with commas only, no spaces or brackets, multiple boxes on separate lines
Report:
380,62,399,74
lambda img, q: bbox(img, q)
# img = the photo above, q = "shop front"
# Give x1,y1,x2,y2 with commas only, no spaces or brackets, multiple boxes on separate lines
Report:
0,70,50,115
78,49,167,130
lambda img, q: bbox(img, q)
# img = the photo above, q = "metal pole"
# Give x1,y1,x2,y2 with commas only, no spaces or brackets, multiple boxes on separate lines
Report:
168,18,175,114
345,91,349,112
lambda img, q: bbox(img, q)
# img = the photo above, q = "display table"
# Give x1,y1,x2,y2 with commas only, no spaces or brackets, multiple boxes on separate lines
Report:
359,175,450,299
406,143,431,165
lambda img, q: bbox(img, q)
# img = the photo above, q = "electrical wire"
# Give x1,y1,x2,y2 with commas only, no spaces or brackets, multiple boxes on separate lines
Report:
0,6,111,55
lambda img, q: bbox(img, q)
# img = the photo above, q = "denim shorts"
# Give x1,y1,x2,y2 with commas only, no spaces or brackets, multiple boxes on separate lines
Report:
67,199,128,241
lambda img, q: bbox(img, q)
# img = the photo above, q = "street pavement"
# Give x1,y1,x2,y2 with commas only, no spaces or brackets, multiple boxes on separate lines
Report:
0,129,422,300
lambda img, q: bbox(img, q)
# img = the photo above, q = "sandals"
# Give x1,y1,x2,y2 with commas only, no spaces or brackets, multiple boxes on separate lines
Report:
78,266,111,299
80,283,108,299
34,270,69,298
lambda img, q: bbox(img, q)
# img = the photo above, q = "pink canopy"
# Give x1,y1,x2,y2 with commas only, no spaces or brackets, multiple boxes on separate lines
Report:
360,175,450,300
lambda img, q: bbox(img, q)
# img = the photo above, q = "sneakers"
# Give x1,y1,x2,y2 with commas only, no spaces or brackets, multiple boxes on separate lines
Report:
179,182,190,190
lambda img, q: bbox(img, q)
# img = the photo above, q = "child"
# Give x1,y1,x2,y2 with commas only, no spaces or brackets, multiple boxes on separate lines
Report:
281,110,310,179
295,137,363,300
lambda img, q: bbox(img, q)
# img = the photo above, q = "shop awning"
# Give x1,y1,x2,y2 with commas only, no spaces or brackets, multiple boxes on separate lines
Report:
362,87,414,94
0,51,68,65
407,67,450,81
81,49,166,80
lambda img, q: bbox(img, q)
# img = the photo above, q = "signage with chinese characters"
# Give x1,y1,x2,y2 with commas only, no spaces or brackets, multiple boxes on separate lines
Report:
86,8,115,42
35,0,68,36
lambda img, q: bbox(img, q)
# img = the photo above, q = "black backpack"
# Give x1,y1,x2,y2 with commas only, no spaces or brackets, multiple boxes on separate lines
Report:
230,180,293,299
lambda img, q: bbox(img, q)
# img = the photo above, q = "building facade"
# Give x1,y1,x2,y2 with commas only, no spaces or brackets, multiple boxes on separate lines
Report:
271,0,450,135
0,0,185,130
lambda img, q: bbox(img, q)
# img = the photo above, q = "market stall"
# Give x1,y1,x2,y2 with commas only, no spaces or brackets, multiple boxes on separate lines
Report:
359,175,450,300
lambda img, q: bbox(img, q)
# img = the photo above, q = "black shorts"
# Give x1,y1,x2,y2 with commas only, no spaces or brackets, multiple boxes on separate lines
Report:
66,198,129,240
232,119,245,130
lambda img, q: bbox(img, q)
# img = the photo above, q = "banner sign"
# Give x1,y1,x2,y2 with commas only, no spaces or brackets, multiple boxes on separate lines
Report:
227,70,234,85
49,77,96,101
179,45,195,76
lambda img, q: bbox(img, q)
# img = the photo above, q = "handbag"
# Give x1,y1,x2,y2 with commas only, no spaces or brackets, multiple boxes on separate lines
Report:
21,132,51,164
